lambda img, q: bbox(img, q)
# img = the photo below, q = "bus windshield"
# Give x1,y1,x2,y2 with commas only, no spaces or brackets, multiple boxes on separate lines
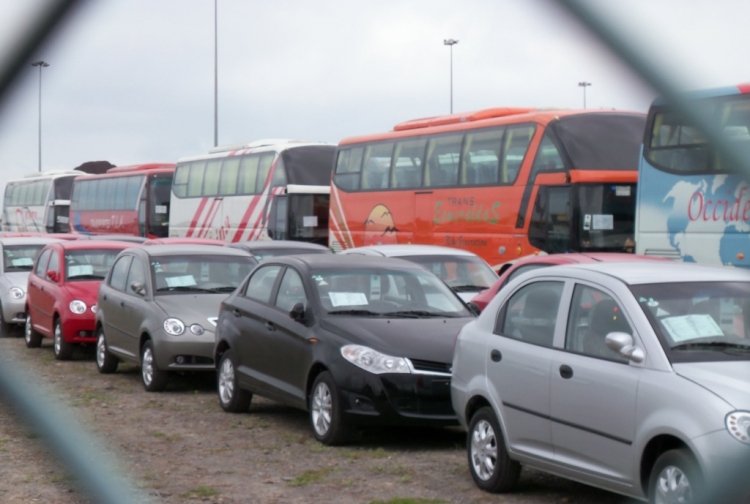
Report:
147,174,173,237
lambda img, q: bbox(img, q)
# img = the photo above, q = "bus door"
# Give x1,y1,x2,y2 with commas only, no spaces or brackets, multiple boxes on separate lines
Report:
269,185,330,245
146,175,173,237
414,190,434,243
47,176,75,233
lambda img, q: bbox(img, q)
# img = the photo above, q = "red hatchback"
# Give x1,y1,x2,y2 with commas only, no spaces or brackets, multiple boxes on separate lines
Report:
468,252,666,313
25,240,130,359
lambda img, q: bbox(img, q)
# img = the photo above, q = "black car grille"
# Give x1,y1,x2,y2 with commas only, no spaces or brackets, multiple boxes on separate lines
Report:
409,359,451,375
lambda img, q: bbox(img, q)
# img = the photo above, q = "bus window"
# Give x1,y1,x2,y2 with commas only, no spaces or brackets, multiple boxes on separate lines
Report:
238,155,260,194
392,139,426,189
258,153,275,189
203,159,222,196
219,157,240,195
462,128,503,186
362,143,393,190
272,157,287,187
532,132,566,173
334,147,363,191
187,161,206,197
501,125,535,183
148,175,172,237
425,135,462,187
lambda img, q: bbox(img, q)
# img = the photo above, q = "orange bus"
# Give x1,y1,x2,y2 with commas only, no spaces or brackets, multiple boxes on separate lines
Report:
329,107,646,268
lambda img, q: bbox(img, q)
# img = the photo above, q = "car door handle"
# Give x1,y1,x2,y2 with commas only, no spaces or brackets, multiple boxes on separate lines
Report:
119,301,126,308
490,349,502,362
265,321,275,332
232,308,240,317
102,294,107,301
559,364,574,379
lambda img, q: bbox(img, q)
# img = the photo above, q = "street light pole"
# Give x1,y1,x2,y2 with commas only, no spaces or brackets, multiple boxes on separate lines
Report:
213,0,218,147
31,60,49,173
578,81,591,109
443,39,458,114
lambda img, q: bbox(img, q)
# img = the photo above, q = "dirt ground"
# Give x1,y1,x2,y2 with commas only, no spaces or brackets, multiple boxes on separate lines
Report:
0,330,635,504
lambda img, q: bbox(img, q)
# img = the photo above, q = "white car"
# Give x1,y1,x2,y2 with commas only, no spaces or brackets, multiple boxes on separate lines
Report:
451,261,750,503
339,244,498,303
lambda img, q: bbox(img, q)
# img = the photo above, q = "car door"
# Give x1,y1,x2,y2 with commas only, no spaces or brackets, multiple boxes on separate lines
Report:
119,255,151,357
488,280,564,461
229,264,283,396
27,248,51,330
549,282,640,485
36,248,61,334
99,254,132,354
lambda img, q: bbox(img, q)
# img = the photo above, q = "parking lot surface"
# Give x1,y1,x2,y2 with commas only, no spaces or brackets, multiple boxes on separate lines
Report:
0,334,635,504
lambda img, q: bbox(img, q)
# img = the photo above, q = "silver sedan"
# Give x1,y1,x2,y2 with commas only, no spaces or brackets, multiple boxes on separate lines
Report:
451,261,750,503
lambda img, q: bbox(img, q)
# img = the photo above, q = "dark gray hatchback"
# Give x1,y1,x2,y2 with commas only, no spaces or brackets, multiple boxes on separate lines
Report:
214,254,475,445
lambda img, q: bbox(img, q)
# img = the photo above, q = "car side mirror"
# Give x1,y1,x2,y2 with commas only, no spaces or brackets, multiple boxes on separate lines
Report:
130,281,147,297
46,270,59,282
289,302,306,323
605,331,644,363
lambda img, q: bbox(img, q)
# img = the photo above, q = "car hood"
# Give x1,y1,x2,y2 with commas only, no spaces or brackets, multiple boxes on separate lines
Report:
64,280,103,303
4,271,30,289
320,316,470,364
673,361,750,409
154,294,226,329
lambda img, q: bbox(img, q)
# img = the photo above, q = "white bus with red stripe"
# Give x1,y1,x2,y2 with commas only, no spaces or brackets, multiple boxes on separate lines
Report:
169,139,335,244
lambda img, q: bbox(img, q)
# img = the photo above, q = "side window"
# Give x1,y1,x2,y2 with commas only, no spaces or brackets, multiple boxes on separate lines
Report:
34,249,51,276
257,153,276,189
274,268,307,312
219,157,240,195
461,128,503,186
531,132,565,173
425,134,462,187
108,255,132,292
187,161,206,197
203,159,222,196
46,250,60,277
243,265,282,304
333,147,363,191
496,281,563,347
125,258,147,295
501,125,535,183
391,139,426,189
238,155,260,194
362,143,394,190
566,285,631,362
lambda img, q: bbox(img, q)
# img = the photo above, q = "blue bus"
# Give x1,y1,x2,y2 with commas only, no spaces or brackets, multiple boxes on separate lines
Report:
636,84,750,267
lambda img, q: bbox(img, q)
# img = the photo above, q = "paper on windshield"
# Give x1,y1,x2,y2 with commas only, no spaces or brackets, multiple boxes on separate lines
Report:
661,314,724,342
165,275,197,287
329,292,368,307
11,257,33,267
68,264,94,276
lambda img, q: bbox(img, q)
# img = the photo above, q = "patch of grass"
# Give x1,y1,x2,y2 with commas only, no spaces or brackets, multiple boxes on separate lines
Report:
181,485,220,499
150,431,181,443
72,389,108,407
288,467,334,487
369,499,448,504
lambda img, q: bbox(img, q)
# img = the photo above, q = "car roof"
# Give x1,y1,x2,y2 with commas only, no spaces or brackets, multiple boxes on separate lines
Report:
0,237,63,246
546,261,750,285
134,244,254,258
231,240,330,251
270,252,423,271
51,240,133,251
341,244,479,257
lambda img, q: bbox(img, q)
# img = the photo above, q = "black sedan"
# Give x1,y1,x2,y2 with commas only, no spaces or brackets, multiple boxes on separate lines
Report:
214,254,475,445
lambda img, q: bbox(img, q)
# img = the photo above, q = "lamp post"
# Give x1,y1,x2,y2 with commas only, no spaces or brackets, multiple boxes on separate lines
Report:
443,38,458,114
213,0,218,147
578,81,591,109
31,60,49,172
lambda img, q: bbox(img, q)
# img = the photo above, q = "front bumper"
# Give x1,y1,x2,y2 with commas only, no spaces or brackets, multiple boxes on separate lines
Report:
60,314,97,343
152,330,216,372
1,295,26,325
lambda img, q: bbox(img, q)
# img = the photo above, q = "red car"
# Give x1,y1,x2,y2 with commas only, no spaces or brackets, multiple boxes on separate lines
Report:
24,240,130,359
468,253,666,313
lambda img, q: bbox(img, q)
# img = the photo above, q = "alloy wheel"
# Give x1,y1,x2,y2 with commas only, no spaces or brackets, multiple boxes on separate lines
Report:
470,418,498,481
311,381,333,436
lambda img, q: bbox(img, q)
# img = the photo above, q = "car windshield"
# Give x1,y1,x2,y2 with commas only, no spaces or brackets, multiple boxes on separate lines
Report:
311,267,471,318
65,249,123,281
631,281,750,362
3,245,43,272
152,255,256,295
399,254,498,291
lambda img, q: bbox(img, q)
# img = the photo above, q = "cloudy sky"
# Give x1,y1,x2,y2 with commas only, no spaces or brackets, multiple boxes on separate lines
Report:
0,0,747,182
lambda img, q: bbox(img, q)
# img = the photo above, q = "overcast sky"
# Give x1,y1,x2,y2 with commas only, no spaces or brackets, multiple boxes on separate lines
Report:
0,0,748,182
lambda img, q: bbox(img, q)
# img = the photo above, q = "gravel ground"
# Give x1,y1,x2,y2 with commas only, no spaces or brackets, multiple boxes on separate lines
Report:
0,330,638,504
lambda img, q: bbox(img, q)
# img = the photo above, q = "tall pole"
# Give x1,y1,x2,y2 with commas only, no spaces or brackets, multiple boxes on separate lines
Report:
443,39,458,114
578,81,591,109
31,60,49,172
213,0,218,147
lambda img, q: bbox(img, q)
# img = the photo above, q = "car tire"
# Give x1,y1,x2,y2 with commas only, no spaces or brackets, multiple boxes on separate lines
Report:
24,313,42,348
217,350,252,412
467,406,520,493
52,318,73,361
96,327,118,374
309,371,349,446
649,449,702,504
140,340,168,392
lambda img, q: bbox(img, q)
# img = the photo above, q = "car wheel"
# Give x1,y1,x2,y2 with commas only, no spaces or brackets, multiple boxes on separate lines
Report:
217,350,251,412
96,327,118,374
467,406,520,493
52,319,73,360
649,449,702,504
309,371,349,445
140,340,168,392
24,313,42,348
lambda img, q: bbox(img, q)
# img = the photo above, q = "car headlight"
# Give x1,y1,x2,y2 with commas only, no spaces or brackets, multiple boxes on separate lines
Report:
341,344,412,374
163,318,185,336
189,324,204,335
69,300,87,314
726,411,750,444
90,304,98,314
9,287,24,299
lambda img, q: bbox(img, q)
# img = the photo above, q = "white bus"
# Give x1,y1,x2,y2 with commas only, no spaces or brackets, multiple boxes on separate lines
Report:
2,171,86,233
169,139,335,245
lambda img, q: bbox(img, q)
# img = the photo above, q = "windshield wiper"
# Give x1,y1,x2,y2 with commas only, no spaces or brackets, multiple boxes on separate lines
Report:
156,285,217,293
672,341,750,351
382,310,456,318
68,274,105,280
205,286,237,293
450,285,487,292
327,309,383,316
